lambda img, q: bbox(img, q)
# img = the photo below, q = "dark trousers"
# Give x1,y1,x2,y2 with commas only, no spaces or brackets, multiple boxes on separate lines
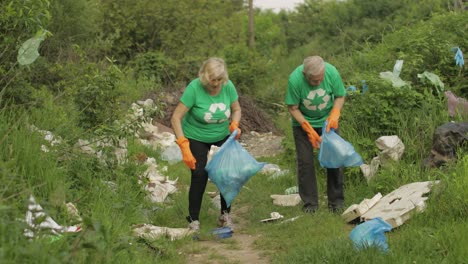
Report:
188,136,230,221
292,126,344,209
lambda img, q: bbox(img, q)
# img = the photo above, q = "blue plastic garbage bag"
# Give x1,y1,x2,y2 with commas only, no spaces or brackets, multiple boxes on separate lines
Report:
349,217,392,252
318,122,363,168
206,130,265,207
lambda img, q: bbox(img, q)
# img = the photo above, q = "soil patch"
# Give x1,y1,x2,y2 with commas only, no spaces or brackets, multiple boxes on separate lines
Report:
151,88,281,136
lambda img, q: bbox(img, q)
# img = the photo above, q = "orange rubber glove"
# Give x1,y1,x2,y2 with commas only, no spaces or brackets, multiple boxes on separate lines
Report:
176,137,196,170
301,121,322,149
326,108,341,133
229,121,241,140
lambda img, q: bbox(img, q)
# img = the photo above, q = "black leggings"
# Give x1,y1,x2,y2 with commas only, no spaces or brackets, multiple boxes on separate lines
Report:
188,136,230,221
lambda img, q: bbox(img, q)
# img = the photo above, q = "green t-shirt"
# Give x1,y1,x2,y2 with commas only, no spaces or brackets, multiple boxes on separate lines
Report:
285,63,346,128
180,78,239,143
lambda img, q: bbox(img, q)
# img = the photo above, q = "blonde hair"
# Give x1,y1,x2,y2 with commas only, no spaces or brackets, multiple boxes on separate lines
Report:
303,56,325,76
199,57,229,86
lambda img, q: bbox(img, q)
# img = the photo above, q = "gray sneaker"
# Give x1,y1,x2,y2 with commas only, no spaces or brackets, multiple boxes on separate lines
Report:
217,213,234,231
188,220,200,232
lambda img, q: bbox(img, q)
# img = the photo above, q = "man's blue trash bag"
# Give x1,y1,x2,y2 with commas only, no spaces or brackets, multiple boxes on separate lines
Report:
206,130,265,207
318,122,363,168
349,217,392,252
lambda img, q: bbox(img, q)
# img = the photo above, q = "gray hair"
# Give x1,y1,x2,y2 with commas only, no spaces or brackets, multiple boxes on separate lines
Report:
199,57,229,86
303,56,325,76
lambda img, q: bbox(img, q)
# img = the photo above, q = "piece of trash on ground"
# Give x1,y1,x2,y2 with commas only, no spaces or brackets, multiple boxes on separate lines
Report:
270,194,301,206
260,212,284,223
132,224,193,241
349,217,392,252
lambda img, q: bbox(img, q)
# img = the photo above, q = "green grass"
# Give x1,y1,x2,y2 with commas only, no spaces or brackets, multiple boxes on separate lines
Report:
2,101,468,263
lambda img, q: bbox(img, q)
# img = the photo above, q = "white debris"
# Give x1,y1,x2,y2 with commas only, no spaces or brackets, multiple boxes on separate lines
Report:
342,193,382,222
376,135,405,162
260,212,284,223
132,224,193,241
66,202,83,223
261,164,289,179
24,195,81,239
360,135,404,182
342,181,440,228
270,194,302,206
140,157,178,203
284,186,299,195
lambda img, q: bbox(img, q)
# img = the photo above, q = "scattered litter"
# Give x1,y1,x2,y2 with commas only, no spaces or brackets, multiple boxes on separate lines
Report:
349,217,392,252
261,164,289,179
140,157,178,203
210,193,221,209
284,186,298,195
65,202,83,223
211,226,233,239
360,157,381,182
379,60,408,88
270,194,301,206
417,71,444,94
346,85,357,92
452,47,464,67
280,216,302,224
423,122,468,168
260,212,284,223
361,80,368,94
160,143,182,164
444,91,468,118
361,135,405,181
375,135,405,162
343,181,440,228
132,224,193,241
342,193,382,223
24,195,81,239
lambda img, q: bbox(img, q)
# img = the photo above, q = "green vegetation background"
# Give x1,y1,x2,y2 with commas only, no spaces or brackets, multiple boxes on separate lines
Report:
0,0,466,263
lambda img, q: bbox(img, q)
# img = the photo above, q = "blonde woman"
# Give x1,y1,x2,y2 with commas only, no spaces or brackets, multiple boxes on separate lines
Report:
171,58,241,232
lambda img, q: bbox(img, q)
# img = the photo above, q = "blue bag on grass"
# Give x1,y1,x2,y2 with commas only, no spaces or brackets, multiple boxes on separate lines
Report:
349,217,392,252
205,130,265,207
318,121,363,168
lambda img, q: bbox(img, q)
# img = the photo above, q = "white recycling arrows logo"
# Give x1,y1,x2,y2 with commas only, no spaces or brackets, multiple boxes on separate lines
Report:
303,88,330,111
204,103,230,123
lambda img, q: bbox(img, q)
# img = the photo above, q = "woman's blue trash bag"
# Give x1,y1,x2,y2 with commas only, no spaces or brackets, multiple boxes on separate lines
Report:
349,217,392,252
206,130,265,207
318,122,363,168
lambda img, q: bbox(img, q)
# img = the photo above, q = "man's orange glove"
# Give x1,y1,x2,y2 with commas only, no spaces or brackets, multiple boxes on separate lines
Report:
326,108,341,133
301,121,322,149
229,121,241,140
176,137,196,170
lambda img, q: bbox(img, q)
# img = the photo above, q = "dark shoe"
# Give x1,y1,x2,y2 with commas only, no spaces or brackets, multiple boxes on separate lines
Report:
302,204,318,214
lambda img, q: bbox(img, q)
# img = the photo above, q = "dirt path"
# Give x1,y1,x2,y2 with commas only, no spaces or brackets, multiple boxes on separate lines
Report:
184,207,271,264
188,233,269,264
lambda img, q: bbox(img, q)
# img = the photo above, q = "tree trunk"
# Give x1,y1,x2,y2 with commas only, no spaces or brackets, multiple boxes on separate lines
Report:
248,0,255,49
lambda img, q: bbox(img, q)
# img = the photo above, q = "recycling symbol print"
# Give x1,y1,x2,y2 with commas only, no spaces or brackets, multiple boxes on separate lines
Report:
303,88,330,111
204,103,230,123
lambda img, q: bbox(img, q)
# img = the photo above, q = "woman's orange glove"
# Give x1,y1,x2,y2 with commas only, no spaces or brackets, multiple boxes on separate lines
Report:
301,121,322,149
326,108,341,133
176,137,196,170
229,121,241,140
